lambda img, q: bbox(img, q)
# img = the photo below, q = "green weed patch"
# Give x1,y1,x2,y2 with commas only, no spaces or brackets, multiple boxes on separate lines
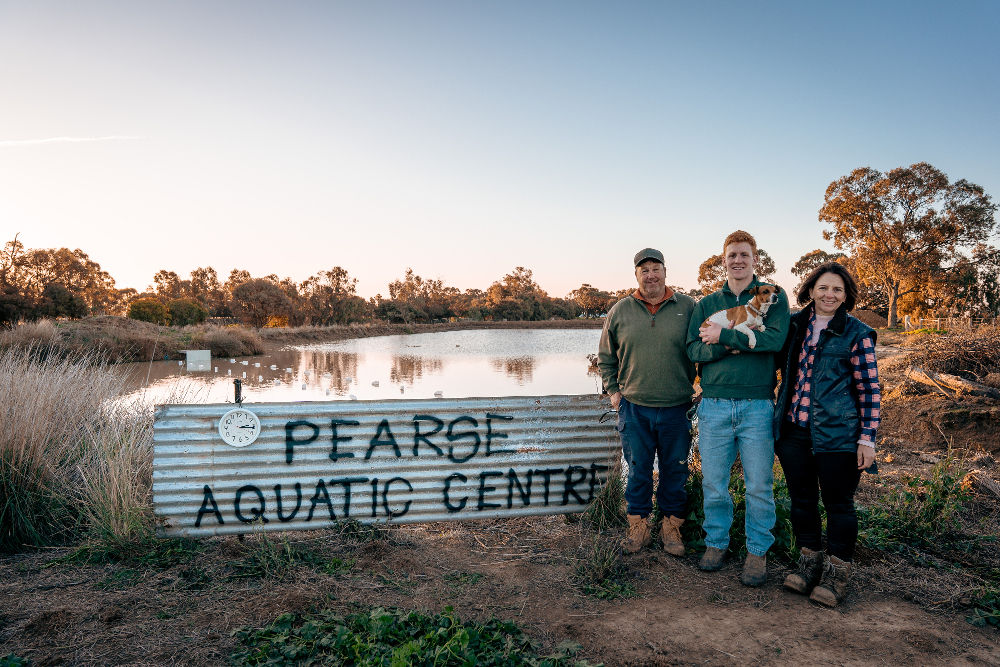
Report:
859,454,971,552
231,606,599,666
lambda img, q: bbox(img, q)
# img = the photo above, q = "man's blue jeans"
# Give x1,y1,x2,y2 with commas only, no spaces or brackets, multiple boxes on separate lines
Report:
696,397,776,557
617,398,692,518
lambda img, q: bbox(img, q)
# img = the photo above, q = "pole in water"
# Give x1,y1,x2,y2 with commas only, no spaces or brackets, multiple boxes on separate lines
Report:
234,378,243,404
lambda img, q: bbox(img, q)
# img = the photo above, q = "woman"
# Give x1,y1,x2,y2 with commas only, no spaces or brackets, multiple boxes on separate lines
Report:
773,262,880,607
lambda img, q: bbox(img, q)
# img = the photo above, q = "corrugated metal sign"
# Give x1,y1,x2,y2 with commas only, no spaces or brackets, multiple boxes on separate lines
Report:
153,395,618,537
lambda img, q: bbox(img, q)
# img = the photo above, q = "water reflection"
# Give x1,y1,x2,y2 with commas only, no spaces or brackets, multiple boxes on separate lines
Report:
390,355,444,385
490,356,535,384
121,328,603,404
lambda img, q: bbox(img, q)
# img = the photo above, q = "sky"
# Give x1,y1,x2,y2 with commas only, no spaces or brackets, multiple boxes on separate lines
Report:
1,1,998,298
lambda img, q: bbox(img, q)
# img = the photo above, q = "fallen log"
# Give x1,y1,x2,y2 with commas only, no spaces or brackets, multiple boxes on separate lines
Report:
963,470,1000,499
905,367,1000,399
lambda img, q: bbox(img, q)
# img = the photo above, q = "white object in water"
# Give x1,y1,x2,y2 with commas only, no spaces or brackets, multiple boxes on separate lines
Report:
371,380,379,387
434,390,444,398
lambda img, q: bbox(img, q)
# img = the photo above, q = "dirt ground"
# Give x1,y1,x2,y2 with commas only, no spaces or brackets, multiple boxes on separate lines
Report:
2,500,998,667
2,334,999,665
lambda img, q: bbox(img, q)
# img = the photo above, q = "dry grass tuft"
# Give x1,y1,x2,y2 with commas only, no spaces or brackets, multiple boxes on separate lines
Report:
0,345,156,552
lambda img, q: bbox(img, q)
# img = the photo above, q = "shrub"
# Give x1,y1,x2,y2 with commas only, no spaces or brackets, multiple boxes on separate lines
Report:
128,297,169,326
167,298,208,326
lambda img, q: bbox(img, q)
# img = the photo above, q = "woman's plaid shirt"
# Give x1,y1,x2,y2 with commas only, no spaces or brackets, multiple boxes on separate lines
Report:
786,315,881,446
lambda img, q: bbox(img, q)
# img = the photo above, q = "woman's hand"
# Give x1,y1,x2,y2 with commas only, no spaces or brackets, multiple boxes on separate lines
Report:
857,444,875,470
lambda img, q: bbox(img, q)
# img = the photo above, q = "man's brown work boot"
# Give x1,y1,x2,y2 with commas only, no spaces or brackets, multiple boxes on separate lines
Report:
698,546,726,571
783,547,825,594
623,514,651,554
659,516,686,557
740,553,767,587
810,555,852,607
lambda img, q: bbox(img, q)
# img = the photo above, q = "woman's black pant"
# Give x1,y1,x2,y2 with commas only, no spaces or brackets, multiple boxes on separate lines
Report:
775,422,862,562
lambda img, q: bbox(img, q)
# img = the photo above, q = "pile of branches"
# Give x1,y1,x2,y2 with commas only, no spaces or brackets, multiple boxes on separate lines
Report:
905,325,1000,381
887,325,1000,399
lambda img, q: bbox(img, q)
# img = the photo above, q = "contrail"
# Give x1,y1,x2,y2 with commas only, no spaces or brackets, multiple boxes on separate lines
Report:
0,135,143,147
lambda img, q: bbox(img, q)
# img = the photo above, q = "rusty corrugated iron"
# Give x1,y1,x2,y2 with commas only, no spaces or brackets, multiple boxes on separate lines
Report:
153,395,619,537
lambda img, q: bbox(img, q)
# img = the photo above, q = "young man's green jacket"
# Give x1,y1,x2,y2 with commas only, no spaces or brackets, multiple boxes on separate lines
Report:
686,276,790,400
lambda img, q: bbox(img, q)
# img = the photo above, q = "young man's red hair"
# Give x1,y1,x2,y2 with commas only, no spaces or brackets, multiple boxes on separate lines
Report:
722,230,758,256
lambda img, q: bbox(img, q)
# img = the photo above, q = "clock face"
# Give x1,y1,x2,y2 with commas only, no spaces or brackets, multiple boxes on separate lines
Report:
218,408,261,447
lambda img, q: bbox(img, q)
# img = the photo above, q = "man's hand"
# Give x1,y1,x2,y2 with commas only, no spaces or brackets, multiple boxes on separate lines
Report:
699,321,724,345
610,391,622,411
857,444,875,470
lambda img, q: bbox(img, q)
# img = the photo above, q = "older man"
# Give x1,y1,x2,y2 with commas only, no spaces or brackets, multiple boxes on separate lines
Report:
598,248,696,556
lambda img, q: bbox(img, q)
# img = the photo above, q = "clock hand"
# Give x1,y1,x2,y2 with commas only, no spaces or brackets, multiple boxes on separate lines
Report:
237,424,256,429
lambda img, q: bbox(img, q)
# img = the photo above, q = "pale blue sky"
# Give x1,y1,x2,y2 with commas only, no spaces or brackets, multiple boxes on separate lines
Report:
1,1,997,297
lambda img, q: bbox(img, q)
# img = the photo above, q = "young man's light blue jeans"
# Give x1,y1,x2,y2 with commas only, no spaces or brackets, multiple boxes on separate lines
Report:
696,397,776,557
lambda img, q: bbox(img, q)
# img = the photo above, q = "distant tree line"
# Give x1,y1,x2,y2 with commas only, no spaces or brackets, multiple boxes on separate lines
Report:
2,162,996,329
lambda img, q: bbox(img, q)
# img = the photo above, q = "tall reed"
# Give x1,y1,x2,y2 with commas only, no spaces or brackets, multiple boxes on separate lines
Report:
0,345,151,552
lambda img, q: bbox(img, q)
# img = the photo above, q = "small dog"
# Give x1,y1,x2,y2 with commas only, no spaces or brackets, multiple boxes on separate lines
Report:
702,283,781,349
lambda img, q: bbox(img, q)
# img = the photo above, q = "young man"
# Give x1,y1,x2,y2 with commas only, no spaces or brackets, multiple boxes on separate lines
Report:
598,248,696,556
686,231,790,586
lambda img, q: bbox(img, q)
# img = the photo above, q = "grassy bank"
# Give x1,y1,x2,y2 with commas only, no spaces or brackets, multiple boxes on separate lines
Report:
0,317,603,364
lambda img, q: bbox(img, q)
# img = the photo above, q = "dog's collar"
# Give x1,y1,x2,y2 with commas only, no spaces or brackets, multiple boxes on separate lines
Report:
746,301,762,317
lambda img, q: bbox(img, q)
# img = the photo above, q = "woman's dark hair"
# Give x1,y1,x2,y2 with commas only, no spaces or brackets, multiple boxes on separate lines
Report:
795,262,858,311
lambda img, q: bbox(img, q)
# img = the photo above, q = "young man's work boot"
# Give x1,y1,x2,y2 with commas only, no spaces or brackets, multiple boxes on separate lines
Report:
623,514,651,554
783,547,825,594
810,555,852,607
740,553,767,587
698,546,726,571
659,516,686,557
